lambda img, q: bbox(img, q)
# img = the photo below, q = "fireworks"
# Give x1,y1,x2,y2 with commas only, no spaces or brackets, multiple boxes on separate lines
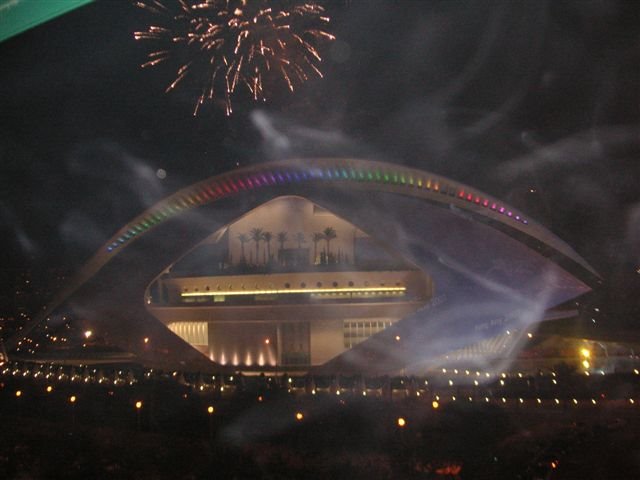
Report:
134,0,335,115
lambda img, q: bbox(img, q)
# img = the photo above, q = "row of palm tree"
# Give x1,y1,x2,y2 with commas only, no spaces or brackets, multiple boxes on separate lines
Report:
236,227,338,265
317,227,336,263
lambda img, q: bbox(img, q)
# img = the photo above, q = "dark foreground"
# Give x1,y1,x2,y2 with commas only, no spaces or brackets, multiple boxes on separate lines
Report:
2,367,640,479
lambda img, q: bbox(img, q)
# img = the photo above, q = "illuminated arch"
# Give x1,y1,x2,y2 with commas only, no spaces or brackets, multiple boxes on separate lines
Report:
103,158,594,276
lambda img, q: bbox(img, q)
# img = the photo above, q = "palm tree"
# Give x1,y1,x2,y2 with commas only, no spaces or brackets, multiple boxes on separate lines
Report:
277,231,288,261
312,232,324,264
294,232,305,249
250,227,264,264
237,233,249,264
263,231,273,263
323,227,337,259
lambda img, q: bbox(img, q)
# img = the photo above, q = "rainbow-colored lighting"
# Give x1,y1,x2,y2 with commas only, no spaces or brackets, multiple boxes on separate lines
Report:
106,161,528,253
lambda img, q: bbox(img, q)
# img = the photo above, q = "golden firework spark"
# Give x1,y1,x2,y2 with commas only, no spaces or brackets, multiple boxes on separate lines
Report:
134,0,335,115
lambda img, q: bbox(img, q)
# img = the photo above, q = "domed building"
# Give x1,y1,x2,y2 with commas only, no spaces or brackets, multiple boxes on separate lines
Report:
14,158,598,374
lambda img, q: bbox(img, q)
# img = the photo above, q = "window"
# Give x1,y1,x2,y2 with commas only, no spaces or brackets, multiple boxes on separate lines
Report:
343,320,395,349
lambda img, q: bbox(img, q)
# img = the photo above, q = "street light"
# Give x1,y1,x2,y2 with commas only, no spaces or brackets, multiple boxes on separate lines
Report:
135,400,143,430
397,417,406,428
69,395,77,428
207,405,215,439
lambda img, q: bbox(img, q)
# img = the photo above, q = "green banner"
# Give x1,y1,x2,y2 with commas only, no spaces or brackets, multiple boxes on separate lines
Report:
0,0,93,43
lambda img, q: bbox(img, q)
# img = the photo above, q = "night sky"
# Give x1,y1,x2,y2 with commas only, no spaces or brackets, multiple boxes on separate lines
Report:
1,1,639,323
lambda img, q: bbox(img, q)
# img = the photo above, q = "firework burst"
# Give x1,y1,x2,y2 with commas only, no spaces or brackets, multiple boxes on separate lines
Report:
134,0,335,115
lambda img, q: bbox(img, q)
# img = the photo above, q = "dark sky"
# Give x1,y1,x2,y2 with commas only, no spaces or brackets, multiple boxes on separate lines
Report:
1,0,639,318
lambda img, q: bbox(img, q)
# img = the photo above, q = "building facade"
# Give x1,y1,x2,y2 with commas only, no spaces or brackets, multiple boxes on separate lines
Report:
147,196,432,369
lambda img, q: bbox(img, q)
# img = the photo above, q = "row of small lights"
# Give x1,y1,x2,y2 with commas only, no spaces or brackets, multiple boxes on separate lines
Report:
9,386,640,437
427,394,635,407
106,162,528,253
5,361,639,388
182,279,403,294
9,389,399,434
10,387,628,440
3,372,629,395
3,341,637,389
302,387,640,409
12,389,154,417
10,384,640,408
2,361,140,386
6,368,640,417
6,370,633,398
